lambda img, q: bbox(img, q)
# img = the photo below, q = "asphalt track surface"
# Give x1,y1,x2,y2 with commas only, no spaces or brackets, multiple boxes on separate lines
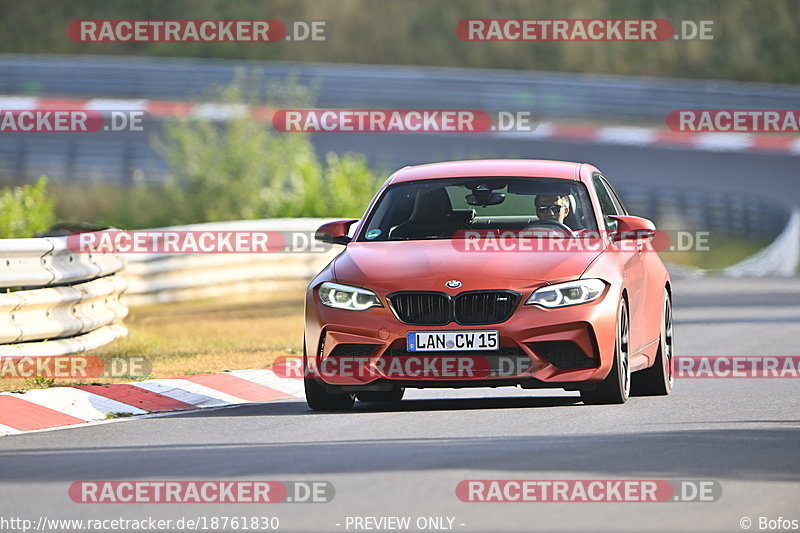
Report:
1,276,798,533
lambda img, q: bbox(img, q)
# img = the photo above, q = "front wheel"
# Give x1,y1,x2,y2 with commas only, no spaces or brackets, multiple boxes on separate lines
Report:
631,290,673,396
304,378,355,411
303,341,355,411
581,299,630,405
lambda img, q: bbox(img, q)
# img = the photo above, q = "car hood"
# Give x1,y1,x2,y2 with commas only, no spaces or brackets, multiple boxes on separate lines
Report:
332,240,604,292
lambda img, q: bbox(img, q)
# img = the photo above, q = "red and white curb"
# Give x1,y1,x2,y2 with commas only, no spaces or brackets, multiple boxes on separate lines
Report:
495,124,800,155
1,95,798,155
0,369,303,436
0,95,273,122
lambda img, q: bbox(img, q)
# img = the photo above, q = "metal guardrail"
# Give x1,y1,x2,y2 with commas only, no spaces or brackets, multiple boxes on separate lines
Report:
122,218,339,305
724,206,800,277
0,237,127,356
616,185,789,240
2,54,800,119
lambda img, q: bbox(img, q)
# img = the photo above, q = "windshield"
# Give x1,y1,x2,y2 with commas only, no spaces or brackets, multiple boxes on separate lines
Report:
357,176,598,241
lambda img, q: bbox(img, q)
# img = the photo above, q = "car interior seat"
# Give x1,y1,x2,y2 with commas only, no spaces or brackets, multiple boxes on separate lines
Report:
389,188,465,239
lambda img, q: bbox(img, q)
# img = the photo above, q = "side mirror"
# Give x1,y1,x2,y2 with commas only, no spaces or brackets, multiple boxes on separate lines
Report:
315,219,358,245
608,215,656,241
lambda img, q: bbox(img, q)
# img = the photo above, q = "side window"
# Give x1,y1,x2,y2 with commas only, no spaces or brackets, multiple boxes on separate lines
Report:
601,176,628,215
592,175,619,230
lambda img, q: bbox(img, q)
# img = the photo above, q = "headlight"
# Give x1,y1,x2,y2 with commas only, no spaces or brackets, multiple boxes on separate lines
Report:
526,279,607,308
318,282,383,311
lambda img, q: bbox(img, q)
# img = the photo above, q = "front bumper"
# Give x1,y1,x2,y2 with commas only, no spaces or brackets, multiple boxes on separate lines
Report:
304,284,619,388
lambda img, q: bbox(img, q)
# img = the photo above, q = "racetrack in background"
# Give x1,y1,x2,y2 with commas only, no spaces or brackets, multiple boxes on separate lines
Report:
313,132,800,204
5,123,798,202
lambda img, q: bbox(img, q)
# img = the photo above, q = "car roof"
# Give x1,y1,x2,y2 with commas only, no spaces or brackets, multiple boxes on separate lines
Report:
389,159,585,184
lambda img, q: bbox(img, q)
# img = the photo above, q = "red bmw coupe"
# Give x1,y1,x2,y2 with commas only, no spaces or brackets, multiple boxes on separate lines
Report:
304,160,673,409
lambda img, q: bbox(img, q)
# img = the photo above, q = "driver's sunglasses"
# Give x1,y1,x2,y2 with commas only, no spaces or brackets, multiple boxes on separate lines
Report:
537,204,564,215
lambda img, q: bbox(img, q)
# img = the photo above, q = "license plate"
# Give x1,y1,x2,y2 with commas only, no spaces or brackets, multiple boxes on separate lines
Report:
407,331,499,352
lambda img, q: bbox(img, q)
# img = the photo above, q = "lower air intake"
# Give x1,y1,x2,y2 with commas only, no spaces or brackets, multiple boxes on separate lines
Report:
532,341,597,369
329,344,379,357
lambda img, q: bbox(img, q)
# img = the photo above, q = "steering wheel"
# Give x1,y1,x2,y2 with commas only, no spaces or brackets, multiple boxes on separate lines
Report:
522,220,573,236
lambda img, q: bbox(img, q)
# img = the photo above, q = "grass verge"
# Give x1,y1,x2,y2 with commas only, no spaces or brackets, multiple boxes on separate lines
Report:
659,236,771,270
1,290,306,392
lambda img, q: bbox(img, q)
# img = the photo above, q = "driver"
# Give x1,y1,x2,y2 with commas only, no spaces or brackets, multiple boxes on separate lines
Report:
535,194,570,225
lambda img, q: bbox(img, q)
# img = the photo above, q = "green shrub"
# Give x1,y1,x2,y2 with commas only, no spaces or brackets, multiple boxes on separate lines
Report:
154,80,382,224
317,152,382,218
0,176,56,238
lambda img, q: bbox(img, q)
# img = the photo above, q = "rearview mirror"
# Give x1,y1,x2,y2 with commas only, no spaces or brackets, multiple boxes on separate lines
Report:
315,219,358,245
608,215,656,241
465,192,505,206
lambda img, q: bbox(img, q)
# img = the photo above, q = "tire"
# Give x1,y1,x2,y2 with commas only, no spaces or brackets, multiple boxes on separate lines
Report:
581,299,630,405
303,341,355,411
631,291,674,396
304,378,355,411
356,385,405,403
